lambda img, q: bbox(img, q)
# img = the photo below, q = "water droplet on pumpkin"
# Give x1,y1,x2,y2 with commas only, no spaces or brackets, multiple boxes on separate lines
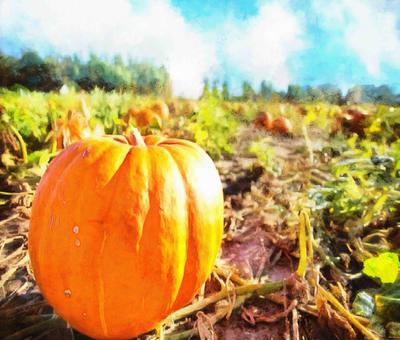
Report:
82,312,87,319
73,226,79,234
64,289,72,297
75,239,81,247
82,149,89,158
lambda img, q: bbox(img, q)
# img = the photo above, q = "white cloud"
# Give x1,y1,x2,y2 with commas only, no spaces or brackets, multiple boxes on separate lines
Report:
0,0,306,94
0,0,217,98
221,1,306,89
314,0,400,77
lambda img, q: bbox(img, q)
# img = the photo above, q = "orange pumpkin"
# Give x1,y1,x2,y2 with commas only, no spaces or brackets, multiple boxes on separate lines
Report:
271,116,293,135
254,111,273,130
28,131,224,339
331,108,369,136
150,101,169,121
135,108,157,128
343,108,369,136
124,102,169,129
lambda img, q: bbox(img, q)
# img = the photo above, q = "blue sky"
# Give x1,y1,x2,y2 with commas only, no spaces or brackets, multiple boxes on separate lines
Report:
0,0,399,97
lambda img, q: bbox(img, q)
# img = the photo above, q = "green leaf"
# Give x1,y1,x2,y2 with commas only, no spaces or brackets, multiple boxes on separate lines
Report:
363,252,400,284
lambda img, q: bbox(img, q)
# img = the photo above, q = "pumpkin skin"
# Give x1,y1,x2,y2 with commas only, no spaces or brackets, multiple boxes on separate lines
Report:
254,111,273,130
271,116,293,135
150,102,170,121
28,134,224,339
123,102,169,129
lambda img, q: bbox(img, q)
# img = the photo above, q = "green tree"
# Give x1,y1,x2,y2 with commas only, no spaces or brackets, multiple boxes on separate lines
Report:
0,53,18,87
259,80,273,101
17,51,62,91
305,86,324,102
242,81,256,101
212,80,220,98
222,81,230,101
286,84,303,102
201,79,210,99
345,86,364,104
316,84,342,104
373,85,397,104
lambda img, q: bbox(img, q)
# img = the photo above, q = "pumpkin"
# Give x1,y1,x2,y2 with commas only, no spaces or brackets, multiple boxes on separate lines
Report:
28,130,224,339
150,101,169,121
331,108,369,136
254,111,273,130
135,108,157,128
343,108,369,136
271,116,293,135
124,102,169,129
124,108,159,128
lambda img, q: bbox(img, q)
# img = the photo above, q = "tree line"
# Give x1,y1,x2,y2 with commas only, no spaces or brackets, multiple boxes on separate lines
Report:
202,80,399,105
0,51,172,96
0,50,398,104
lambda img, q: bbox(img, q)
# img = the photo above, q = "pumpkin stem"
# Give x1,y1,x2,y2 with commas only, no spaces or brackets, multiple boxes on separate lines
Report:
128,127,146,147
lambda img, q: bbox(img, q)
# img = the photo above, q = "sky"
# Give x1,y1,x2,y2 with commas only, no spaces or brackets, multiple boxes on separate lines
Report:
0,0,400,98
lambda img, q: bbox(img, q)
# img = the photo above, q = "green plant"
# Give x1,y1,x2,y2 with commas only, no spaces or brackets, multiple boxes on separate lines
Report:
248,137,281,174
186,94,238,159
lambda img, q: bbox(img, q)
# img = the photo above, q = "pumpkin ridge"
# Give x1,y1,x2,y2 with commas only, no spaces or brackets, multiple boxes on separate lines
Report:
165,148,194,310
160,142,224,309
85,139,132,189
90,147,150,338
160,142,197,311
127,147,150,254
147,146,188,312
92,147,134,337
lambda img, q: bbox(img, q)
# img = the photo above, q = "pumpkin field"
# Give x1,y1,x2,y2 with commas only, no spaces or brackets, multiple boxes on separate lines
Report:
1,87,400,339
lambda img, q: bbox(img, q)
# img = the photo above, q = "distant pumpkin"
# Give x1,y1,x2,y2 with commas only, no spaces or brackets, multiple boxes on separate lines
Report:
254,111,273,130
150,101,169,121
124,101,169,129
28,131,224,339
332,108,369,136
271,116,293,135
343,108,369,135
126,108,156,128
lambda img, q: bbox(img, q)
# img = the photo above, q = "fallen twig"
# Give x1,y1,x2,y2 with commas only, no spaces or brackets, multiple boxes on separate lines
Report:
167,280,285,323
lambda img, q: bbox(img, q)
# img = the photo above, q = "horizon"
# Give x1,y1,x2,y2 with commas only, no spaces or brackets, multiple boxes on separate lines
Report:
1,0,400,98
